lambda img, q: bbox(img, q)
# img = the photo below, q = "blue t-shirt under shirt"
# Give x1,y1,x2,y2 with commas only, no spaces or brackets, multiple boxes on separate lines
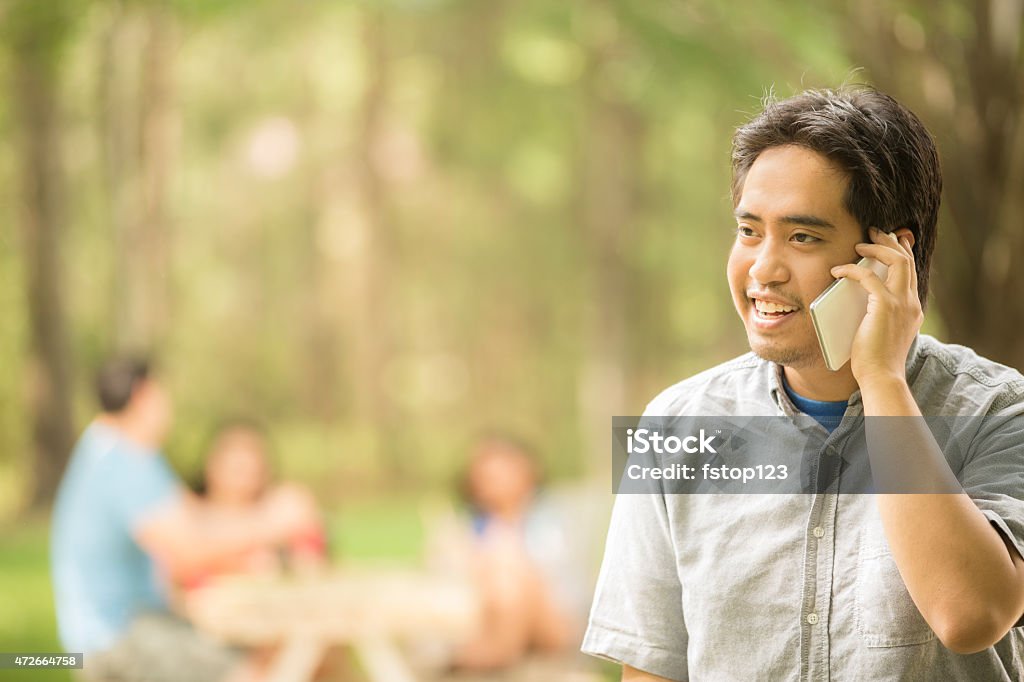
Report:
781,373,848,433
50,422,180,653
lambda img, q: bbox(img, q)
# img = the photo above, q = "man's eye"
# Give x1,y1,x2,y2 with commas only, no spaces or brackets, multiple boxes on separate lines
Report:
792,233,820,243
736,226,757,237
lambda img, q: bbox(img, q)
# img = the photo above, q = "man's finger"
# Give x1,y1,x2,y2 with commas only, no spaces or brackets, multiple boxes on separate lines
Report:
872,227,919,299
897,235,920,295
830,262,890,300
854,241,912,293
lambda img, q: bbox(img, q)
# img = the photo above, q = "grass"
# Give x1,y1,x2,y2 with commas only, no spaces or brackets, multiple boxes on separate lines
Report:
0,517,68,682
329,495,428,563
0,495,618,681
0,496,430,682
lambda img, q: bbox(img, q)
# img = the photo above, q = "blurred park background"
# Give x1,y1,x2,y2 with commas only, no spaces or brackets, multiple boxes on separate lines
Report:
1,0,1022,678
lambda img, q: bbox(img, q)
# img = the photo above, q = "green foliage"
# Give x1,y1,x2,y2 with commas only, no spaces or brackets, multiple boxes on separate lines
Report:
2,0,85,66
0,0,861,508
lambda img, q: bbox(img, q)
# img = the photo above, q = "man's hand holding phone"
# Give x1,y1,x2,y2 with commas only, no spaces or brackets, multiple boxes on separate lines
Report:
828,226,923,387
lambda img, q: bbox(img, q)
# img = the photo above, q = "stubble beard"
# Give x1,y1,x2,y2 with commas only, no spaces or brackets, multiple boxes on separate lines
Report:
747,332,819,369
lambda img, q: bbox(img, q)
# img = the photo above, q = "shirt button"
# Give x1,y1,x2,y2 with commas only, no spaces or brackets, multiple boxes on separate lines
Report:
813,526,825,538
807,613,819,625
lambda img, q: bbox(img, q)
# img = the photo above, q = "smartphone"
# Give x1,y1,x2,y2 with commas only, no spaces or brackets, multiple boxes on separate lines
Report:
809,257,889,371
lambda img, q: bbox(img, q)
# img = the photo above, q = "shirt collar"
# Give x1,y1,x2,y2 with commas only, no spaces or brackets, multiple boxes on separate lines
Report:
768,334,924,413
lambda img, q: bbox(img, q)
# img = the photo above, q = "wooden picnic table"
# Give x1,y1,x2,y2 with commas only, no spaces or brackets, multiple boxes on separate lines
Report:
185,566,480,682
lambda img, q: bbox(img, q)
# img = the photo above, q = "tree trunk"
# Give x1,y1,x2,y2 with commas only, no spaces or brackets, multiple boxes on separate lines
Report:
297,58,341,421
351,9,407,477
577,14,645,475
9,2,77,508
134,4,176,348
97,3,176,353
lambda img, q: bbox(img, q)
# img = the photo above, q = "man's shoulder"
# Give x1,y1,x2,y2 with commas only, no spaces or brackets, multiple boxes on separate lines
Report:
915,334,1024,414
644,351,767,416
58,423,173,502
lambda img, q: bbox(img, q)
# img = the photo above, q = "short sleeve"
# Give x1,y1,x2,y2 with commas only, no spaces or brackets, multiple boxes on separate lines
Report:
581,486,689,680
107,449,181,530
960,404,1024,627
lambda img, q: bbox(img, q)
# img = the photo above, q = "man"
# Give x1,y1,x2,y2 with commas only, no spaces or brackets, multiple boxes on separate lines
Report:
51,357,317,681
582,87,1024,680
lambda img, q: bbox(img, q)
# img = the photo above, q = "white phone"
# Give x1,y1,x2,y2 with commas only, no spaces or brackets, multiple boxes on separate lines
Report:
809,257,889,371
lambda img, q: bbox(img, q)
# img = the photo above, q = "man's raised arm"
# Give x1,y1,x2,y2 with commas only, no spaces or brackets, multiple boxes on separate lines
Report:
134,484,319,579
838,228,1024,652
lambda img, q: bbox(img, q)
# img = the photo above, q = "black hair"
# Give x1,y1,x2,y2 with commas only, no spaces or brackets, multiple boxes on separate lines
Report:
95,357,151,413
731,86,942,308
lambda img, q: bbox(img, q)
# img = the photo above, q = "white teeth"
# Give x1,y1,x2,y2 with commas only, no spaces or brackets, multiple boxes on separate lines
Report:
753,299,797,314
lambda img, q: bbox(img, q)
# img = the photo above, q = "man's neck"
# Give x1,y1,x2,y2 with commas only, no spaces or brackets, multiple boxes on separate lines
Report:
95,413,159,451
782,363,859,402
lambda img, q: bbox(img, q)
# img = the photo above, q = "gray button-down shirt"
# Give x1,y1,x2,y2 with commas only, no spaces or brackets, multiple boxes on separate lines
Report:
583,334,1024,681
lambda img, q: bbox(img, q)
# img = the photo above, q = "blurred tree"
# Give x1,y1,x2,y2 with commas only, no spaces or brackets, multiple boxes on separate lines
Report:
0,0,869,508
97,0,177,351
5,0,80,507
575,2,645,474
846,0,1024,368
352,7,409,477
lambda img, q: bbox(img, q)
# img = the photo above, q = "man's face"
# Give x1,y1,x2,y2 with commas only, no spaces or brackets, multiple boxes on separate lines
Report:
134,379,173,444
727,145,863,368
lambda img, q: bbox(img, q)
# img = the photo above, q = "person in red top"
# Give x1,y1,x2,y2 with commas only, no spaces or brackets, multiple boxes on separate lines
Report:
182,420,327,590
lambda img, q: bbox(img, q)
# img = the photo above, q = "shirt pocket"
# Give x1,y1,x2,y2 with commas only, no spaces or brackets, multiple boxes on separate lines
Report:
855,534,937,647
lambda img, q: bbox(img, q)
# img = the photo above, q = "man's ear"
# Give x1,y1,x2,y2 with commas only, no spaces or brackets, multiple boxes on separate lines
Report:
893,228,915,249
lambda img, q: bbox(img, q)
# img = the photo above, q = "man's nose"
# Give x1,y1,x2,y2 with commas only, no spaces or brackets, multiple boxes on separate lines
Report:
748,239,790,285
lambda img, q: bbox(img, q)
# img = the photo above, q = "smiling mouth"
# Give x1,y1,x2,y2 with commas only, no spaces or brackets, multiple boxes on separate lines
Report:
750,298,799,320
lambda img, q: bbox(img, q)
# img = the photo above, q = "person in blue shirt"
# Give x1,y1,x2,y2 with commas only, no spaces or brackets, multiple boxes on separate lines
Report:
51,357,318,682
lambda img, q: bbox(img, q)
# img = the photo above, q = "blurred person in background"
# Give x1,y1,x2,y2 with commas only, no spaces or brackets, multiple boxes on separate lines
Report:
50,357,319,682
179,419,328,591
447,434,581,671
